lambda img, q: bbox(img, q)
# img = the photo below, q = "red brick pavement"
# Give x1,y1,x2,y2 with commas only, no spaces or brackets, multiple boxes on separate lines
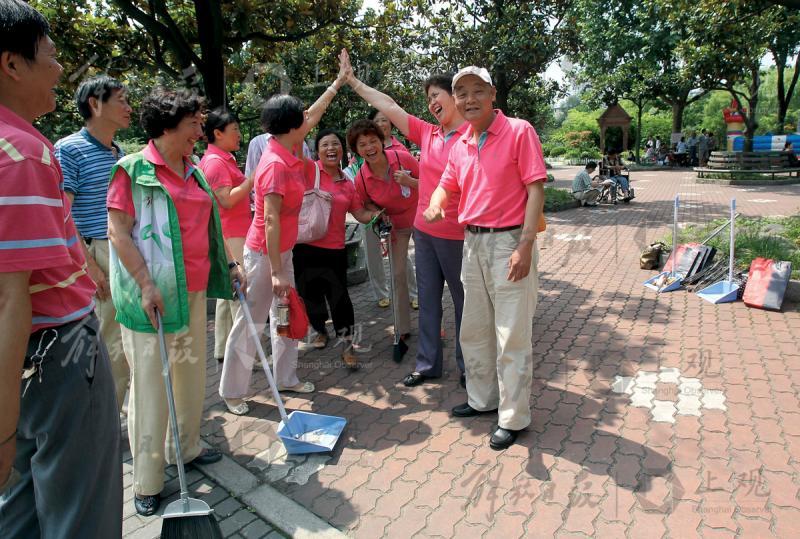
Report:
200,167,800,537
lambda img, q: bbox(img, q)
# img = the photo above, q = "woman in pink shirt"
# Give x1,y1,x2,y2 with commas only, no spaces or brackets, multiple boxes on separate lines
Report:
348,119,419,361
365,109,419,310
292,129,380,368
199,109,253,364
340,49,468,389
107,88,244,516
220,73,345,415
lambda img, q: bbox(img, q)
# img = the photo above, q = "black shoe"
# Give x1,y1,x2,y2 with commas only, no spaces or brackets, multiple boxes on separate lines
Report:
460,373,466,388
403,372,429,387
452,402,497,417
188,448,222,466
134,494,160,516
489,427,521,450
393,338,409,363
215,356,224,363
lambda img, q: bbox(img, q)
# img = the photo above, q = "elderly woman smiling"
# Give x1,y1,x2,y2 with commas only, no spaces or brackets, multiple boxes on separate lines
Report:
107,87,244,516
292,129,380,368
347,118,419,361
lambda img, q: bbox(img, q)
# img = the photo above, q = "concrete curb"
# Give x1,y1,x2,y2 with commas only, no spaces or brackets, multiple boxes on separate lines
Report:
196,452,345,538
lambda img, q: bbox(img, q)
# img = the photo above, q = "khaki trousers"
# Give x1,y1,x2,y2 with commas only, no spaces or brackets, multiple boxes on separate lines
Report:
220,248,300,397
388,228,412,335
214,237,245,359
121,291,207,496
460,230,539,431
88,238,130,412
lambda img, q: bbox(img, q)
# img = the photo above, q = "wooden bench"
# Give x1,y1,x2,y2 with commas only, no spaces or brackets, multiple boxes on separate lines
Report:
695,151,800,180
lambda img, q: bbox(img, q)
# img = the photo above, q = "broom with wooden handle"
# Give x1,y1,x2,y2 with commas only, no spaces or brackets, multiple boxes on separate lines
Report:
156,310,223,539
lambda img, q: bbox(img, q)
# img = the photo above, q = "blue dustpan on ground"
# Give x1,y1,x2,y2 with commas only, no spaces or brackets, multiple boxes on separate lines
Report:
698,199,739,304
235,282,346,454
645,195,684,292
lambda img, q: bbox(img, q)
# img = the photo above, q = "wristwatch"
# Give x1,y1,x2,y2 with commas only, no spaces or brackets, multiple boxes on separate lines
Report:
228,261,240,270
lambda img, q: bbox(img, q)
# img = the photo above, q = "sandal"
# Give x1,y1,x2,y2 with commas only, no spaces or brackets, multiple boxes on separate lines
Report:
278,381,315,393
378,298,390,308
225,398,249,415
342,349,359,371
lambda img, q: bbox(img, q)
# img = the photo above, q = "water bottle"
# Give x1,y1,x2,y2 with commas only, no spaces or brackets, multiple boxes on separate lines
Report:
276,297,290,337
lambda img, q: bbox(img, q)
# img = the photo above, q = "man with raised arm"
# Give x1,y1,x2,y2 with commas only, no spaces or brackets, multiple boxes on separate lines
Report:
424,66,547,451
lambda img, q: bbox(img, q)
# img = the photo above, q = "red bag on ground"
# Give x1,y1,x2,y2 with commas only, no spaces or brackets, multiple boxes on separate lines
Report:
743,258,792,311
287,287,310,339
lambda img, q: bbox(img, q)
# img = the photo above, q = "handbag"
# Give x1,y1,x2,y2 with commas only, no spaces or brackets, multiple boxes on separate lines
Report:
287,287,310,339
296,162,332,243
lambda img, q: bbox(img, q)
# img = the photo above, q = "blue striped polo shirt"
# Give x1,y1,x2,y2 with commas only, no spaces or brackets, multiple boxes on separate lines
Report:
54,128,124,239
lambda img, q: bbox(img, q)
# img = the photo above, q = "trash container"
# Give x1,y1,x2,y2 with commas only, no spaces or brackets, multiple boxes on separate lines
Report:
345,222,368,286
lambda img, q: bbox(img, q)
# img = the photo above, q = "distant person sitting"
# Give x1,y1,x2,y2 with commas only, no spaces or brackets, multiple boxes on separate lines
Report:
605,150,633,200
572,162,601,207
674,137,688,166
784,142,800,168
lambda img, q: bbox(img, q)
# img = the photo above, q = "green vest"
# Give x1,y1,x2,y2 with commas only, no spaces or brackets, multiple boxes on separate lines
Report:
109,152,229,333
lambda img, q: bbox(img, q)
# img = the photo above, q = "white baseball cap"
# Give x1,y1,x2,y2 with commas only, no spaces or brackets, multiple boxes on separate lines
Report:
452,66,493,90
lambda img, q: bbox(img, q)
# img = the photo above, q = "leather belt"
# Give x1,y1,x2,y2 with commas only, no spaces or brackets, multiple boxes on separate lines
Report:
465,224,522,234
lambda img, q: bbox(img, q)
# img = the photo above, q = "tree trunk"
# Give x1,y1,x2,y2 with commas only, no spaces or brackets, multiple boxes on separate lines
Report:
494,69,510,114
194,0,226,108
635,97,644,163
671,101,685,135
776,49,787,135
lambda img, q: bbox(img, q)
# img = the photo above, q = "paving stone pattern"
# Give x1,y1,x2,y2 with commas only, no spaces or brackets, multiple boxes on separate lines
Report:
126,167,800,538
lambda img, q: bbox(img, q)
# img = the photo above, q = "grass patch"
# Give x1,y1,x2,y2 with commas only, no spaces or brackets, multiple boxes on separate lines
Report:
663,214,800,279
544,186,578,212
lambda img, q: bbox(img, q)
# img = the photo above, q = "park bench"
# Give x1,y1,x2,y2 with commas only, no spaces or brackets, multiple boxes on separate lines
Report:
695,151,800,180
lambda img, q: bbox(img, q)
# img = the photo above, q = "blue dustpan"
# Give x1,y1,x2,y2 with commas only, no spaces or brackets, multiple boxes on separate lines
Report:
697,280,739,304
645,195,683,293
278,411,347,454
235,282,347,455
644,271,683,292
698,199,739,304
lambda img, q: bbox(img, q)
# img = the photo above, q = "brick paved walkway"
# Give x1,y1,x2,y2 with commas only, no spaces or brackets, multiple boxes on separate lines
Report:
124,167,800,538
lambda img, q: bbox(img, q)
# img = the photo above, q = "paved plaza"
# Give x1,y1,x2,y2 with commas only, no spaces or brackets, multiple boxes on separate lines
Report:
123,167,800,538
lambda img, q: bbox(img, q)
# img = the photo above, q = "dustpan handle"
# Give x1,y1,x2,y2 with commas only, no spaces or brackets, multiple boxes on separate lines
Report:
155,310,190,509
729,199,735,282
671,195,679,274
233,281,292,426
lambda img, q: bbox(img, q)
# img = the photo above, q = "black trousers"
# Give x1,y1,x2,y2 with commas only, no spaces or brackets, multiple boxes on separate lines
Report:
292,243,355,337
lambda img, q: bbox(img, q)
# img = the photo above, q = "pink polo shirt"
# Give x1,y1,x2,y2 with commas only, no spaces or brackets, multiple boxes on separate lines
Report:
0,104,96,332
199,143,251,238
439,110,548,230
355,150,419,230
246,137,305,254
407,115,468,240
107,141,213,292
305,161,363,250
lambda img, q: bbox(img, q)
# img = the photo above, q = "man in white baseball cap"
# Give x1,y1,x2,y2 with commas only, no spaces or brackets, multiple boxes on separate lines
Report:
424,65,547,450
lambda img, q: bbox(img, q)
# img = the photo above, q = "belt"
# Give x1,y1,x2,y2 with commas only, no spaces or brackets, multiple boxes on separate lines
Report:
465,224,522,234
81,237,107,245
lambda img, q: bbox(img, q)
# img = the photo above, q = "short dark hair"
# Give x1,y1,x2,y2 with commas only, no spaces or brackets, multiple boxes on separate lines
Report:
586,161,597,170
260,94,304,135
0,0,50,62
139,87,205,139
204,108,238,143
424,73,454,96
75,75,125,120
346,119,383,155
315,128,347,168
368,109,385,121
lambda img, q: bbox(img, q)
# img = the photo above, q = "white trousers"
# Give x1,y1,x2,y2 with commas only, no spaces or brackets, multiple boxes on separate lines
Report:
460,230,539,431
213,237,245,359
219,248,299,397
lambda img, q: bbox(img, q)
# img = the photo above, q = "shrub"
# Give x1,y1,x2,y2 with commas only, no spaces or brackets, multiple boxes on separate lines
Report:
564,148,583,159
549,146,567,157
117,139,147,156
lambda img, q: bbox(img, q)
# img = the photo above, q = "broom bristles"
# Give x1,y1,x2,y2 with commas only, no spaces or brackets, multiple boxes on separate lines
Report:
160,515,223,539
